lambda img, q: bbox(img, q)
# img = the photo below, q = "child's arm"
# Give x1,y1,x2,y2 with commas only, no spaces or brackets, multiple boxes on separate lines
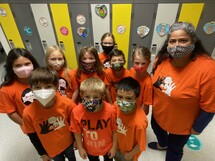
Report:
105,86,113,104
71,88,79,102
28,132,51,160
108,131,117,158
123,144,140,161
74,133,87,160
7,112,22,126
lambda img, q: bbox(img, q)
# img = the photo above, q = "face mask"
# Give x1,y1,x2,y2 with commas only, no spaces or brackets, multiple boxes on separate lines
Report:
102,45,114,55
48,60,65,69
82,98,102,112
167,44,195,59
33,89,56,106
13,64,34,78
81,61,96,73
133,65,148,73
111,62,124,71
117,100,135,113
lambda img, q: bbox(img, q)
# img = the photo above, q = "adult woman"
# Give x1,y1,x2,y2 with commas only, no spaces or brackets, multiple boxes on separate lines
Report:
148,22,215,161
0,48,39,127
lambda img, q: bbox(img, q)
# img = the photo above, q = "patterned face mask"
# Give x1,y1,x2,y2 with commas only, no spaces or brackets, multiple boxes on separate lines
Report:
117,100,135,113
82,98,102,112
167,44,195,59
81,61,97,73
111,62,124,71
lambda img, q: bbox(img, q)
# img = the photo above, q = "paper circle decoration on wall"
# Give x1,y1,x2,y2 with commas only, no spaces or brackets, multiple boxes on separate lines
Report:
95,4,107,18
203,22,215,35
76,14,86,25
39,17,48,27
77,27,89,38
0,8,7,17
137,25,150,38
60,26,69,36
117,25,126,34
156,23,170,37
24,26,33,36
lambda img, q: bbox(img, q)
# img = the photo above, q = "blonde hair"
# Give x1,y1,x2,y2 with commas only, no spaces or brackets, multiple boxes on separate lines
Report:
45,45,72,89
80,77,105,95
131,46,151,63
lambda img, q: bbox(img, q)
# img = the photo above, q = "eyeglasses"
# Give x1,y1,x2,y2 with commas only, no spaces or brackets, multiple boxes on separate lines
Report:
101,42,114,46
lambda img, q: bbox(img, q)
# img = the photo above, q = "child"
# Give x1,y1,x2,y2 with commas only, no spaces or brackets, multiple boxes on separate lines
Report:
99,32,116,68
22,67,76,161
114,77,148,161
70,77,117,161
105,49,130,103
74,46,112,103
45,45,79,102
0,48,39,126
130,46,153,115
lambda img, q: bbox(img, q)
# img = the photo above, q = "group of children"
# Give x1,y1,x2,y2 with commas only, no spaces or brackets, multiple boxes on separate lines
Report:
0,32,152,161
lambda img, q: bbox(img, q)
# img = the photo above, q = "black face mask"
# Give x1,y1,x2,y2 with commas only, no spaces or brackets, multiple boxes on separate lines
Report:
102,45,114,54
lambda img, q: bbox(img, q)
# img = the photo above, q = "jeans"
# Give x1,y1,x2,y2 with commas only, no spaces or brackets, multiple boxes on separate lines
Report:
52,144,76,161
87,153,113,161
151,115,190,161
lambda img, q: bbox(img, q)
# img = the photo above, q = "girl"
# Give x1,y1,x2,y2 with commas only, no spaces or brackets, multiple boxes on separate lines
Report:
74,46,112,103
0,48,39,126
105,49,130,103
130,46,153,115
45,45,79,102
99,32,116,68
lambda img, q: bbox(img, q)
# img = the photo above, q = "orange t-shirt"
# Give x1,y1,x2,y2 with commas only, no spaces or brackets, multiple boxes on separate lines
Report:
152,55,215,134
114,102,148,161
0,81,34,116
70,101,117,156
99,52,111,68
22,95,76,158
74,69,109,86
130,67,153,107
105,68,130,102
57,69,78,99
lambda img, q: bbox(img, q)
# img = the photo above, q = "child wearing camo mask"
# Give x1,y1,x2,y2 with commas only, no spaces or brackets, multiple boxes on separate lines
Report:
104,49,130,103
114,77,148,161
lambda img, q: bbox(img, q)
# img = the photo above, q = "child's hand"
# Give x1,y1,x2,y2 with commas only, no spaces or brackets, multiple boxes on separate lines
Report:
41,154,51,161
108,146,117,158
78,148,88,160
123,152,133,161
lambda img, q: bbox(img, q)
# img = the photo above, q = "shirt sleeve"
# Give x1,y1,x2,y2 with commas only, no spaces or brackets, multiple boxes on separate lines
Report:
22,112,36,134
69,107,82,133
0,89,16,113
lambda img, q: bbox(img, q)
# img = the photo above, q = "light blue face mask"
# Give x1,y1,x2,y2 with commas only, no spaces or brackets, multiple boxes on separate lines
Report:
117,100,135,113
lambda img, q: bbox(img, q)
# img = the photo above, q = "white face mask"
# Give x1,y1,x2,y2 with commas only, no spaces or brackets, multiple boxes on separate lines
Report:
13,64,34,78
33,89,56,106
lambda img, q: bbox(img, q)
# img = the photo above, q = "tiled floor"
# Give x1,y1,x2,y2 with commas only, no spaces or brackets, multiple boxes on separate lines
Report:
0,51,215,161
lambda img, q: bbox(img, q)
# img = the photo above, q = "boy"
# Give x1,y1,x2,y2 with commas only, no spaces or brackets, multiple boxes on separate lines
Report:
70,77,117,161
22,67,76,161
114,77,148,161
104,49,130,103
